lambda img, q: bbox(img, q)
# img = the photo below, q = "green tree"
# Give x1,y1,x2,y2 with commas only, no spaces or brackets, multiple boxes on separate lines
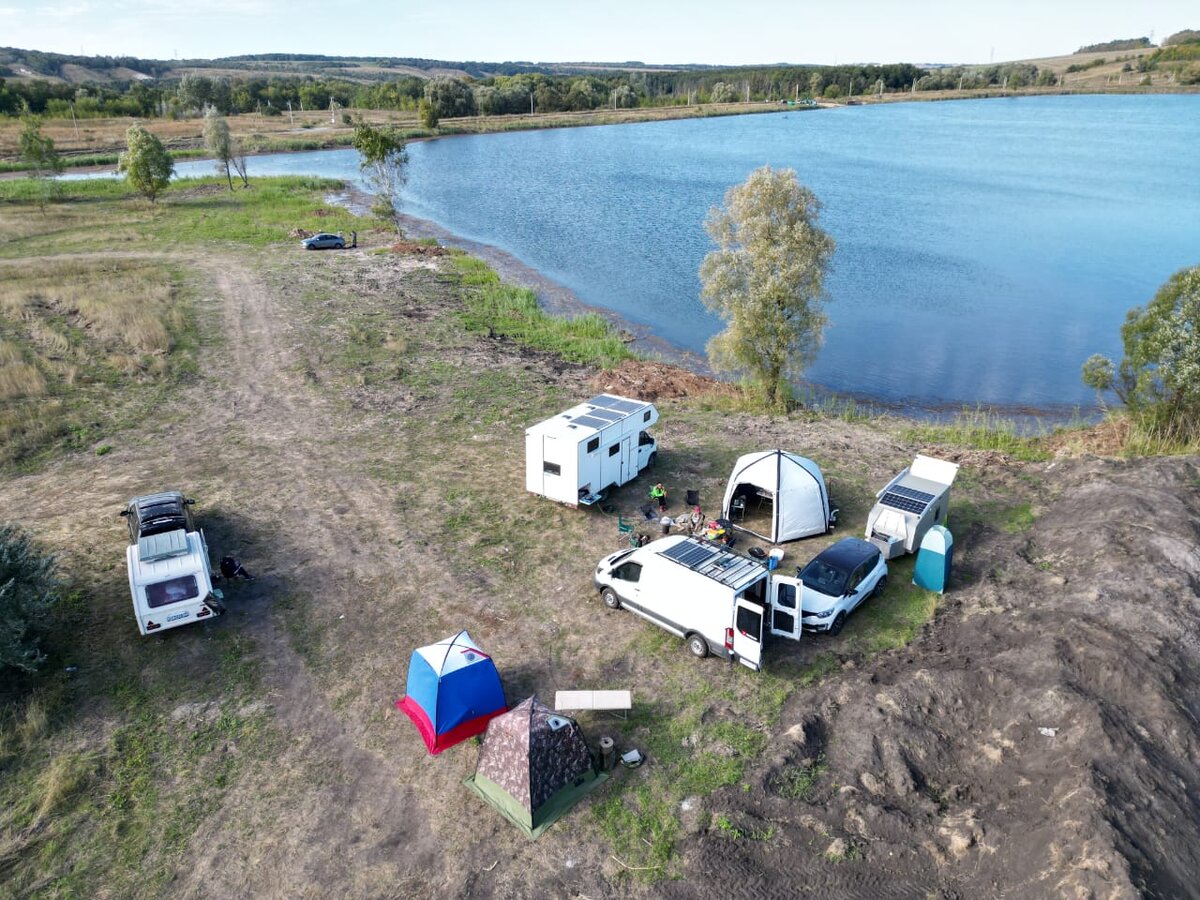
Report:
424,76,476,119
1082,266,1200,436
203,106,234,190
351,122,408,231
418,97,439,130
700,166,836,411
0,523,60,674
18,115,63,208
118,124,173,202
710,81,737,103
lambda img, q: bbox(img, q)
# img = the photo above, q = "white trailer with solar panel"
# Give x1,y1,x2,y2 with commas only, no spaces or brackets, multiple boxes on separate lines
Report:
120,491,224,636
525,394,659,507
865,455,960,559
592,535,805,672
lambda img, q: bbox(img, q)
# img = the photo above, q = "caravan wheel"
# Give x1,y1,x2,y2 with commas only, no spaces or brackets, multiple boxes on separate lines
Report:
686,633,709,658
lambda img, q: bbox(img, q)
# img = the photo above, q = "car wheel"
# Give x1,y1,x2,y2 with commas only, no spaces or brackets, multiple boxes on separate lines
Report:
871,574,888,598
686,633,709,658
828,611,847,636
601,588,621,610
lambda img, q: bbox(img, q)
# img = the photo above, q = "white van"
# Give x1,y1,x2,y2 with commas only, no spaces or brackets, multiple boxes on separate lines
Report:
526,394,659,507
121,492,223,636
593,535,804,671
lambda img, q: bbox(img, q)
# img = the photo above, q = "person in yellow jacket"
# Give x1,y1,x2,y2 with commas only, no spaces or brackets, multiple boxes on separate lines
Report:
650,483,667,513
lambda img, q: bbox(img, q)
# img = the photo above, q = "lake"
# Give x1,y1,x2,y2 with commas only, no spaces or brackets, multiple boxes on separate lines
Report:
168,95,1200,411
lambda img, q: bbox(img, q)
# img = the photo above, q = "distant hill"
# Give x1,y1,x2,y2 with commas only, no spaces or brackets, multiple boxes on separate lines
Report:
1075,37,1153,54
1162,29,1200,47
0,47,786,86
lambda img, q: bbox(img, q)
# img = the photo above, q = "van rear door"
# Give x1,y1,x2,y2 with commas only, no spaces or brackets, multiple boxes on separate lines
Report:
732,599,764,671
768,574,803,640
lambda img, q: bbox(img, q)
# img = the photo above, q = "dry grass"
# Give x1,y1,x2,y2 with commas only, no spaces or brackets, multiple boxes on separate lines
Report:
0,258,194,466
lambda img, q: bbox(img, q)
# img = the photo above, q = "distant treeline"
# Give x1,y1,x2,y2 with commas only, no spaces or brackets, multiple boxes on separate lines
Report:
3,61,1069,120
1076,38,1152,54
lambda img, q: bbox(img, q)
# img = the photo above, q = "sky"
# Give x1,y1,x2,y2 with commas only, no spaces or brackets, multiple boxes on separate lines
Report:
1,0,1194,66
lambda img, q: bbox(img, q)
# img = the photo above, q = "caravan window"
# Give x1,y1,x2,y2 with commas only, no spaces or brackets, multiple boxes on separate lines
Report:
613,562,642,583
586,438,600,453
608,444,620,457
543,461,561,476
145,575,199,608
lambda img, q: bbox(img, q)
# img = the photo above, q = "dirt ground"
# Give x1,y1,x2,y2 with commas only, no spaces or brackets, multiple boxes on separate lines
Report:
2,238,1198,898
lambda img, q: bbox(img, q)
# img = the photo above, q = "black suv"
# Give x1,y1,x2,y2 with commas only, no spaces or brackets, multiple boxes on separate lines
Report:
119,491,196,544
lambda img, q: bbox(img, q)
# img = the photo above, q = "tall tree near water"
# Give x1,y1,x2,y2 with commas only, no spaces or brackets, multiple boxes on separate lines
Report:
700,166,835,411
351,122,408,232
203,106,234,190
118,124,173,202
1082,265,1200,441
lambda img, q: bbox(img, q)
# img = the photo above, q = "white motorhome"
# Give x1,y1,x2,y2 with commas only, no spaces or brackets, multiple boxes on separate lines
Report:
121,492,223,636
865,455,959,559
525,394,659,507
593,535,804,671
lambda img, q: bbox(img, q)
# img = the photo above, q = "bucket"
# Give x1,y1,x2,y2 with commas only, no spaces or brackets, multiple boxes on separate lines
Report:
599,736,616,771
767,548,784,571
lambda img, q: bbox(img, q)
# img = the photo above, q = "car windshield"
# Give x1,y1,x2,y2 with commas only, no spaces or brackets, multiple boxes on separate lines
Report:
145,575,200,608
799,558,849,596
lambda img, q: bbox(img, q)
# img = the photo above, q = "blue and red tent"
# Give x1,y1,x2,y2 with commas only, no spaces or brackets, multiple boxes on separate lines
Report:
396,630,507,754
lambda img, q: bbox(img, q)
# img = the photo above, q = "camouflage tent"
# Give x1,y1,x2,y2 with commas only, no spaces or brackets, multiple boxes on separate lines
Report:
464,696,607,838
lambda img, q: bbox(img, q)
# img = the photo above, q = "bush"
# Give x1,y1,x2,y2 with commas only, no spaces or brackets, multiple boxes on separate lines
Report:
0,524,60,673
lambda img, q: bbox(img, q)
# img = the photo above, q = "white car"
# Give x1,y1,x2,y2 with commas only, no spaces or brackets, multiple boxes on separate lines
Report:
799,537,888,635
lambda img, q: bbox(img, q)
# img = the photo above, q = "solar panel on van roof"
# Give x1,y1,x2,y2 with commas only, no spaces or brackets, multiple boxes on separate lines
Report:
659,538,764,589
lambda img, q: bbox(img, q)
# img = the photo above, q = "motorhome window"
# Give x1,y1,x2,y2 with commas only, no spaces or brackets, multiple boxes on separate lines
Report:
543,461,561,476
643,410,651,422
776,583,797,609
608,444,620,457
145,575,200,608
587,438,600,453
736,606,762,642
613,562,642,583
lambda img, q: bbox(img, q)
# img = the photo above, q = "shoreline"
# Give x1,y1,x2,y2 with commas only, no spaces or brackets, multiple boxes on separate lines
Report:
331,185,1101,427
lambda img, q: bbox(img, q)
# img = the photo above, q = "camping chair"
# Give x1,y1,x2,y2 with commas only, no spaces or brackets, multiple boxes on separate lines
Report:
685,490,700,508
730,496,746,520
617,516,639,548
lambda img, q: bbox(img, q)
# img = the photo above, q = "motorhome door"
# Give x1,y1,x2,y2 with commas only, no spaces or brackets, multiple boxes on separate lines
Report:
732,599,764,671
768,574,802,640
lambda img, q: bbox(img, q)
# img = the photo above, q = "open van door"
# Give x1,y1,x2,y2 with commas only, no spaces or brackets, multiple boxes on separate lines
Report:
769,574,802,640
732,599,764,671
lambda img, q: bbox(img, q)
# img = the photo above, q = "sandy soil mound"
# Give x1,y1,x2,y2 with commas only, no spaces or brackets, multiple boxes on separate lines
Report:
666,454,1200,898
590,359,738,401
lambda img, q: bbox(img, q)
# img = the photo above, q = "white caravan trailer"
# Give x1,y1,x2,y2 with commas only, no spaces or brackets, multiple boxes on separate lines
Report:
593,535,804,671
526,394,659,507
121,492,223,636
865,455,959,559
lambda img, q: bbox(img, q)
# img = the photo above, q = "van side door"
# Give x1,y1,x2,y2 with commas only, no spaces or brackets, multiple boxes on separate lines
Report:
768,574,802,640
732,599,764,671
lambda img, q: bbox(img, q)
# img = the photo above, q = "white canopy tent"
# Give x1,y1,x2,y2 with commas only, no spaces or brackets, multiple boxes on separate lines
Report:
721,450,832,544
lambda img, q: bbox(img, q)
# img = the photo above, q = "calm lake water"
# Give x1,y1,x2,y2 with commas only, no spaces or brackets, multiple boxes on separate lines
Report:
168,95,1200,411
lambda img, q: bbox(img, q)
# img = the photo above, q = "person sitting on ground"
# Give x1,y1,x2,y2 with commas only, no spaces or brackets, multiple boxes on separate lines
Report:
220,555,255,581
689,505,705,534
650,483,667,513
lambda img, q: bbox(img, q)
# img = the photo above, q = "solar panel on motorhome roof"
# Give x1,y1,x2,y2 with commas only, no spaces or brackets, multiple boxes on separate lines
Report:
585,394,644,414
587,408,623,422
571,415,610,430
879,485,935,514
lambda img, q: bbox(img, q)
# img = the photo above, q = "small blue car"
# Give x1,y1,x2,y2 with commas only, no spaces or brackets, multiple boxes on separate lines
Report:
301,232,345,250
799,537,888,635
